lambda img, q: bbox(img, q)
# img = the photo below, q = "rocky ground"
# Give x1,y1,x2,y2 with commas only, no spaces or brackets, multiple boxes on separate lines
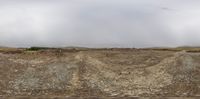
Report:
0,48,200,98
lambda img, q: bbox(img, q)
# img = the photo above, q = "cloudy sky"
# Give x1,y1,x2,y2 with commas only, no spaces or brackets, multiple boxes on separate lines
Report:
0,0,200,48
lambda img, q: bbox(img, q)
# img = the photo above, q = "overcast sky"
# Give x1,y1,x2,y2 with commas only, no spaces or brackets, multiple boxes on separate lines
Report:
0,0,200,48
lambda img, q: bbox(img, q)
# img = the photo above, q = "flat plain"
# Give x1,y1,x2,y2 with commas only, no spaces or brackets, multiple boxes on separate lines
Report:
0,47,200,98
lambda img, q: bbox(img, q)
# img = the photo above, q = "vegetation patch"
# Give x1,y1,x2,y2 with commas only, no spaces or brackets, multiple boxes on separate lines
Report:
26,47,53,51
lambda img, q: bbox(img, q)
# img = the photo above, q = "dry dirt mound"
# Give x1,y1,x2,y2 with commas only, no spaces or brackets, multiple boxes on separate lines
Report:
0,49,200,97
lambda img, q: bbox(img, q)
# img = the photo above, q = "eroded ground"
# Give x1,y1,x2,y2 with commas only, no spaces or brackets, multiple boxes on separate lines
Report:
0,48,200,98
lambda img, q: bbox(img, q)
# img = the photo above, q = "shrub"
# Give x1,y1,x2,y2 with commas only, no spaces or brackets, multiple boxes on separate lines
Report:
26,47,50,51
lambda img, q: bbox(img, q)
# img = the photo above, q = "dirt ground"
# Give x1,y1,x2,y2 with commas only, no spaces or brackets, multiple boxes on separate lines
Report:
0,48,200,98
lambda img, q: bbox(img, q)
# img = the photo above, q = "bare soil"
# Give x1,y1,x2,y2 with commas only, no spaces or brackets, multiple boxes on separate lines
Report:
0,48,200,98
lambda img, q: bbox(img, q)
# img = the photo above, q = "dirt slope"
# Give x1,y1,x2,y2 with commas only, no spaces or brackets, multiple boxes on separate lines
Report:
0,49,200,97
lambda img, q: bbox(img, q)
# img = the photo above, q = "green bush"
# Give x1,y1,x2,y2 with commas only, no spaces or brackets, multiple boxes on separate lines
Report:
26,47,49,51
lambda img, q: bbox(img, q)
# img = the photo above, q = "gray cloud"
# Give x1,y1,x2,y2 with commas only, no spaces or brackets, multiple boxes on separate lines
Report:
0,0,200,48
